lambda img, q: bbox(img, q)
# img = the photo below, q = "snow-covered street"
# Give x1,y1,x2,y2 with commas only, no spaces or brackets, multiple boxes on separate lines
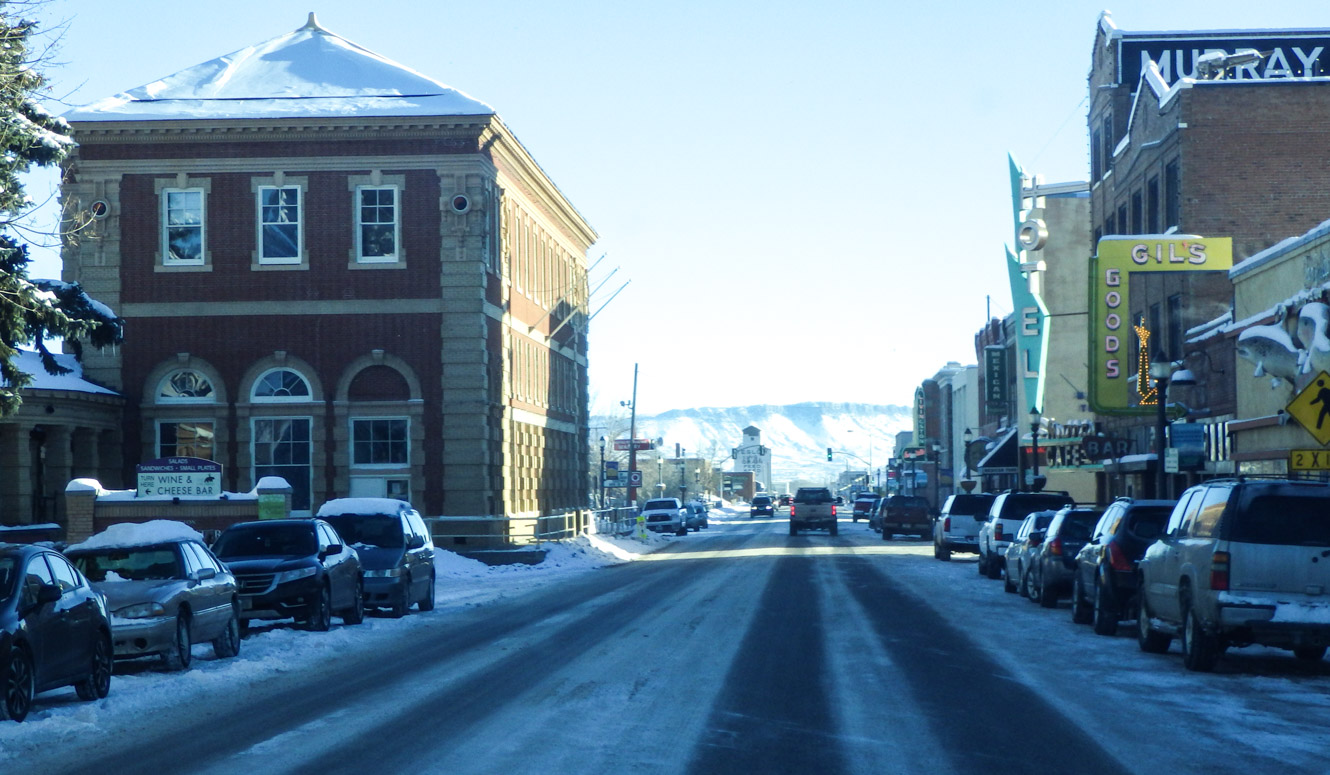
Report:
3,508,1328,774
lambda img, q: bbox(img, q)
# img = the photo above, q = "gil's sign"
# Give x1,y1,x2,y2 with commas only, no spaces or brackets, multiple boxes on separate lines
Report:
137,457,222,497
1089,236,1232,415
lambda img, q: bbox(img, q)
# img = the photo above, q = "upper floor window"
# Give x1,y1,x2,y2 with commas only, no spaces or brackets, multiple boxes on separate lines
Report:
258,186,302,264
163,188,205,265
253,368,311,401
356,186,399,262
159,369,216,402
351,418,409,466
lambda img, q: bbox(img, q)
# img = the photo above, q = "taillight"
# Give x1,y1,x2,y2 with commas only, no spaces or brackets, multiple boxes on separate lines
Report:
1107,541,1133,572
790,505,796,517
943,517,951,531
1210,551,1230,591
1049,537,1064,556
995,525,1007,541
831,505,837,516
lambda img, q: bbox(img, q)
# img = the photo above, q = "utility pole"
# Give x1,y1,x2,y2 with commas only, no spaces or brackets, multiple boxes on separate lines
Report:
627,363,639,506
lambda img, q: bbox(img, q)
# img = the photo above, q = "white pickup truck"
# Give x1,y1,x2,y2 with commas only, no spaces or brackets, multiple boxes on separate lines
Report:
790,487,838,536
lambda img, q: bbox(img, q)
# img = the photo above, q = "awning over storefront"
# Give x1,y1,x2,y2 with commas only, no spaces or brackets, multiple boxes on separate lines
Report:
977,427,1019,474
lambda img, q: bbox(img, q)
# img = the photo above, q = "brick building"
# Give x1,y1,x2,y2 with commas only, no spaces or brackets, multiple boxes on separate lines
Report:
1087,14,1330,497
56,15,595,519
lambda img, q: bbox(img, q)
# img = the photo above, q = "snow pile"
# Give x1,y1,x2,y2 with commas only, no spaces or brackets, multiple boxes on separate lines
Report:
67,520,203,551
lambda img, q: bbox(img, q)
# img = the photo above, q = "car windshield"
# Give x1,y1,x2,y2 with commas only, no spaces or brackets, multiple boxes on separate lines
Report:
214,524,317,558
1126,506,1172,540
70,546,182,582
1055,512,1098,541
947,494,996,517
322,515,403,549
796,490,832,503
0,556,15,602
1229,490,1330,546
644,500,677,510
1000,494,1074,518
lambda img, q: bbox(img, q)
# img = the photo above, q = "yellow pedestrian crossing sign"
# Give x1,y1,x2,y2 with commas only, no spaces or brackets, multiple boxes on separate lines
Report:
1286,371,1330,445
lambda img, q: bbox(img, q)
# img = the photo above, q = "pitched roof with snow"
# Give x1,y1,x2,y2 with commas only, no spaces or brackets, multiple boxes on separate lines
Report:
65,14,494,123
5,349,118,396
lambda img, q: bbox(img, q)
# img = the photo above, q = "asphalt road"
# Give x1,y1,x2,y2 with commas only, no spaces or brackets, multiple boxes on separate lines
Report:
19,513,1155,775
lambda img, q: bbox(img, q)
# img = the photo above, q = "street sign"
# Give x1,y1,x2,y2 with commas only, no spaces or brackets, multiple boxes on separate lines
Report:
613,438,652,451
136,457,222,497
1285,370,1330,445
1290,449,1330,471
628,470,643,486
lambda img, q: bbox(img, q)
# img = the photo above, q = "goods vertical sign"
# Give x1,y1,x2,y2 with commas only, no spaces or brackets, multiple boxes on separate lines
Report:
1089,235,1232,415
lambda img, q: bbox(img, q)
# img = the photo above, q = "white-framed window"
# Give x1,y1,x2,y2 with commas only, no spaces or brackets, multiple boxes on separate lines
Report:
158,420,215,460
258,185,302,264
356,185,399,262
252,368,311,402
253,417,312,513
350,417,409,467
158,369,215,403
163,188,205,265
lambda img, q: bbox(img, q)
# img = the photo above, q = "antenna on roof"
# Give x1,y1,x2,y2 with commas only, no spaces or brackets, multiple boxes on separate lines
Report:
301,12,325,31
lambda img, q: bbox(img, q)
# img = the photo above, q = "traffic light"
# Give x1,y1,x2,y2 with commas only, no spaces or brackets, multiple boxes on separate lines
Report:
826,447,833,461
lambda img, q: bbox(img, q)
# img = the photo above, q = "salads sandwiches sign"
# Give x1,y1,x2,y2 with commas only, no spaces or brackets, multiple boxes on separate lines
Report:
137,457,222,497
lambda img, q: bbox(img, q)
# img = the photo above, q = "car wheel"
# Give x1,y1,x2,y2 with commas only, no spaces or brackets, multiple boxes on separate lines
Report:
1038,568,1058,609
977,552,989,576
1293,646,1327,661
676,524,687,536
74,633,112,701
162,613,193,671
789,522,798,536
307,583,333,631
1071,577,1093,625
1092,579,1119,636
1023,566,1039,601
1003,566,1017,594
1181,598,1221,672
388,581,409,618
1137,593,1172,654
212,604,242,658
0,644,35,722
342,578,366,625
829,522,839,536
418,572,436,612
986,556,1003,580
938,544,951,562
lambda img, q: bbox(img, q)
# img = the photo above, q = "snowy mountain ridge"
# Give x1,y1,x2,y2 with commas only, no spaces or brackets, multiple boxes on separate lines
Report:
594,402,914,486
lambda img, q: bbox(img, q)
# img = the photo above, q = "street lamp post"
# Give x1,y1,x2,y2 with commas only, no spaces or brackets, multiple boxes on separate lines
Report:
1029,407,1041,492
962,427,973,482
1150,361,1196,499
598,435,606,508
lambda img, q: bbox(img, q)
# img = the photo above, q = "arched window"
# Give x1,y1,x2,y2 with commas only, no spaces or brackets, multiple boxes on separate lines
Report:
252,369,311,401
158,369,215,402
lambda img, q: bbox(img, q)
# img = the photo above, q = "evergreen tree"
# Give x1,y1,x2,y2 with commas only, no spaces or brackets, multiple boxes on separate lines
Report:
0,3,122,416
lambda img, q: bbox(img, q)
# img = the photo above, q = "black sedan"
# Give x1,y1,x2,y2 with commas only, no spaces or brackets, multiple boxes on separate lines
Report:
212,520,363,632
1,544,113,722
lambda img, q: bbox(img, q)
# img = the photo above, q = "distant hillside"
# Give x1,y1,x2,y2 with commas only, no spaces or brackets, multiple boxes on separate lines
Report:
592,402,913,488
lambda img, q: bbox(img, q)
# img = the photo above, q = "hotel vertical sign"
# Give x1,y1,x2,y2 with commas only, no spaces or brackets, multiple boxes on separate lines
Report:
1089,236,1232,415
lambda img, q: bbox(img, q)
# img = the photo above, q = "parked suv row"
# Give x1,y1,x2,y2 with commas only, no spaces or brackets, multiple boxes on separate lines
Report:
977,491,1075,579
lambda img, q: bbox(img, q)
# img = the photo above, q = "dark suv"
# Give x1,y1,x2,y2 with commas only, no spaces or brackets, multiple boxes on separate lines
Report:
977,491,1076,580
1137,479,1330,671
1028,506,1102,608
877,495,933,540
750,495,775,518
318,498,436,617
213,519,364,632
1070,498,1175,635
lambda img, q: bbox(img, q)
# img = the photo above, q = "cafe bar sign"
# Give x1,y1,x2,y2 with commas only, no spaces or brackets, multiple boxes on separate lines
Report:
137,457,222,497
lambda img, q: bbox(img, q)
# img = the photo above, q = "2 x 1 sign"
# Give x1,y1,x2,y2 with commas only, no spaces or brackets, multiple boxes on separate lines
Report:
613,438,652,451
136,457,222,497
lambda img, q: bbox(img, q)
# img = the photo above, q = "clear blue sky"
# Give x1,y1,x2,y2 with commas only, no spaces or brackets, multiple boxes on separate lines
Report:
23,0,1330,415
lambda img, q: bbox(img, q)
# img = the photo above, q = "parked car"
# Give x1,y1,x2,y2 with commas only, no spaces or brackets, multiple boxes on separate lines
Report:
0,544,112,722
317,499,435,617
851,494,880,522
1027,506,1103,608
933,492,996,560
684,502,710,530
642,498,688,535
1002,511,1056,596
877,495,933,540
1070,498,1175,635
1137,479,1330,671
65,521,241,670
977,491,1076,580
212,519,364,631
750,495,775,518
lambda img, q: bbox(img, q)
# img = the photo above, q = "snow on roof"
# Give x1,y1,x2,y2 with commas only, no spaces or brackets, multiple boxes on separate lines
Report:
65,13,494,123
4,349,118,396
66,520,203,552
316,497,412,517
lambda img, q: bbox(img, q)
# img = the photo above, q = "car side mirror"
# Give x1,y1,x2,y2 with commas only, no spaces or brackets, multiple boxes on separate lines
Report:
191,567,217,581
1029,532,1044,546
408,535,425,550
37,584,61,605
322,543,344,558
